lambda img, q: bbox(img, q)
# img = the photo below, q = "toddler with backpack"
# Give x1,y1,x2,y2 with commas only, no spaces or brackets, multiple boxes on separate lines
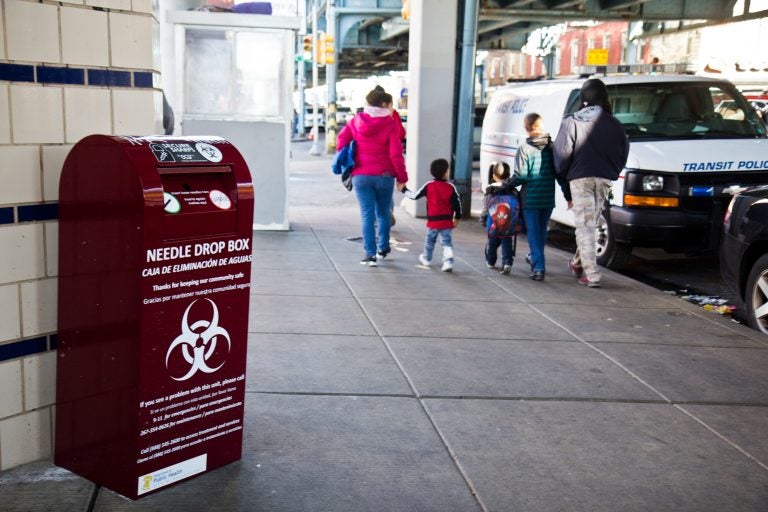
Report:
480,162,522,275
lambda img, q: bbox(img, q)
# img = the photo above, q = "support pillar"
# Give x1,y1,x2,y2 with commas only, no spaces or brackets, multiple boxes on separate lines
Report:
403,0,458,218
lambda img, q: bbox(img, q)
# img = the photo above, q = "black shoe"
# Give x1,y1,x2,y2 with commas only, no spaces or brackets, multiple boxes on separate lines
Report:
530,271,545,281
525,254,532,267
360,256,378,267
376,247,391,261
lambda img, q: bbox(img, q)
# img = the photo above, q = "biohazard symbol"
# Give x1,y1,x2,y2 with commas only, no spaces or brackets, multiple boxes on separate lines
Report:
165,299,231,381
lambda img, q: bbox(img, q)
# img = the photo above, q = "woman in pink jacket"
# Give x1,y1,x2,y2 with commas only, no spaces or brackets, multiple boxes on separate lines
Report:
337,86,408,266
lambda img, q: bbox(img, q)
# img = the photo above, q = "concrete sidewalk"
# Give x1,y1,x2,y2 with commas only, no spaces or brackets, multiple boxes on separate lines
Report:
4,140,768,511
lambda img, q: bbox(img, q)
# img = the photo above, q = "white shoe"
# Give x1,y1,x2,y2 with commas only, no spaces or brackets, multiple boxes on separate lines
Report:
418,254,431,267
441,261,453,272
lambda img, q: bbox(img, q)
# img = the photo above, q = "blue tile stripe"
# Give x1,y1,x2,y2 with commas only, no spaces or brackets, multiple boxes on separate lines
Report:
0,62,156,89
37,66,85,85
18,203,59,223
0,63,34,82
88,68,131,87
2,202,59,225
0,207,14,224
0,336,50,362
134,71,153,88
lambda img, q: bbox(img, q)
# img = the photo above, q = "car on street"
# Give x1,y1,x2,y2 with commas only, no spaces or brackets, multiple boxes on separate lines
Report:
304,106,325,131
721,185,768,334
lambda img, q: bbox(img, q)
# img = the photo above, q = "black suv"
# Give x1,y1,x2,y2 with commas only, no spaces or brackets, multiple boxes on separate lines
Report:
721,185,768,334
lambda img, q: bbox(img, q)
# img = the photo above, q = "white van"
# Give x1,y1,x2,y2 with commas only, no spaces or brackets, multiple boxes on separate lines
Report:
480,75,768,269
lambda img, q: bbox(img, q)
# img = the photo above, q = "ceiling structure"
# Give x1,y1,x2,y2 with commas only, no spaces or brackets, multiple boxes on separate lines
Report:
314,0,768,79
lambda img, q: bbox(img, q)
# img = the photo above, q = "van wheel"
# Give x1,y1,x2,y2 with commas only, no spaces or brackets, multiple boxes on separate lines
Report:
745,254,768,335
595,209,631,270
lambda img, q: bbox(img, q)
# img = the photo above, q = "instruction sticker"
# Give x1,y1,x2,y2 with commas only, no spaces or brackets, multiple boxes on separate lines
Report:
209,190,232,210
150,143,221,163
163,192,181,214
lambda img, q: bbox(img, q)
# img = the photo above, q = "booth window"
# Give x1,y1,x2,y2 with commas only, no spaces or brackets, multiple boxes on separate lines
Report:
184,28,284,118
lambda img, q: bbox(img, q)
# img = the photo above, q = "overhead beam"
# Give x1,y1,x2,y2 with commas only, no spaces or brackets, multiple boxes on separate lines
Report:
335,8,402,16
478,19,527,35
599,0,648,8
357,16,385,30
479,6,679,21
547,0,585,8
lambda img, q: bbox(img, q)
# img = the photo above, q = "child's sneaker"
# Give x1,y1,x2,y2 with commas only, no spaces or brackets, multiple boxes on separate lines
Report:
500,264,512,275
360,256,378,267
418,254,431,267
441,260,453,272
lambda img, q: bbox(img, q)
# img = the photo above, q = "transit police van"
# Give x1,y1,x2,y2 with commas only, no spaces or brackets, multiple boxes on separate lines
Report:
480,74,768,269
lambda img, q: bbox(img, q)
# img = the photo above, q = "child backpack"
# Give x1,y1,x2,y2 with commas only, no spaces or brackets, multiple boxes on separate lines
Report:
485,191,522,238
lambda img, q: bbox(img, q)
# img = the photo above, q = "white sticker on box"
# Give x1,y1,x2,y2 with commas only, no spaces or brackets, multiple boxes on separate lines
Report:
137,454,207,495
209,190,232,210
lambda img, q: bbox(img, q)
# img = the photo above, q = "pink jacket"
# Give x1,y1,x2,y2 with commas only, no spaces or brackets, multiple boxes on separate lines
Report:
337,111,407,183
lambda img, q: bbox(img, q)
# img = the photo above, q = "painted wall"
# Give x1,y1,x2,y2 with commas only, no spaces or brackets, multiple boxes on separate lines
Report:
0,0,161,471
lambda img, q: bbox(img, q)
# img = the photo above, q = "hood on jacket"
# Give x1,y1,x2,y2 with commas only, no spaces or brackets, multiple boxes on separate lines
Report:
485,181,517,195
573,105,603,123
352,112,398,137
526,133,552,150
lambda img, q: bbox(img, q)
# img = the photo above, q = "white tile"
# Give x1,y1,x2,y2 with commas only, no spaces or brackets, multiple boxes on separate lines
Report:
0,86,10,143
10,85,65,144
44,222,59,277
132,0,154,14
0,2,5,61
64,88,111,143
112,89,156,135
0,146,41,205
21,278,57,338
0,284,21,343
0,224,46,285
42,145,72,202
110,12,155,69
0,408,52,470
61,6,109,67
0,360,23,418
88,0,131,9
5,0,60,64
23,352,56,410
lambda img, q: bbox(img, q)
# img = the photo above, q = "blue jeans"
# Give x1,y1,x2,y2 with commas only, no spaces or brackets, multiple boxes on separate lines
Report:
523,208,552,272
353,174,395,257
486,237,513,266
424,228,453,262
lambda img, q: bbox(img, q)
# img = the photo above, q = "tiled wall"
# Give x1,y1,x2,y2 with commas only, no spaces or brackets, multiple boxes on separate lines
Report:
0,0,161,471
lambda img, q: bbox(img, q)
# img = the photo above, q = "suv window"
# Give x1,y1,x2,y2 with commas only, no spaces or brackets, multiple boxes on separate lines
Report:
566,82,766,140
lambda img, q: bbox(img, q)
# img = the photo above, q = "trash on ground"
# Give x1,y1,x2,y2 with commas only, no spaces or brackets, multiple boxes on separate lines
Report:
665,290,737,316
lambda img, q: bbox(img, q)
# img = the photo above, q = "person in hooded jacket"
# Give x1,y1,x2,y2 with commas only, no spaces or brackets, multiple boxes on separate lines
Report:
510,113,571,281
337,86,408,266
553,79,629,288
